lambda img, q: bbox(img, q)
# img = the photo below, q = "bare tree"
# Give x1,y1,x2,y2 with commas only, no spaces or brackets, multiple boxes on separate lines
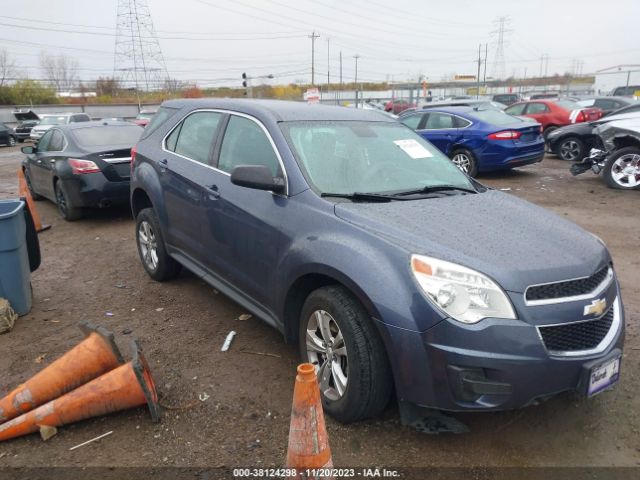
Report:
163,77,185,93
0,49,16,87
39,52,79,92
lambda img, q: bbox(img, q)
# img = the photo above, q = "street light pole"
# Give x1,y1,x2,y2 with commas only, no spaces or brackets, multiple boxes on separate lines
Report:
354,54,360,107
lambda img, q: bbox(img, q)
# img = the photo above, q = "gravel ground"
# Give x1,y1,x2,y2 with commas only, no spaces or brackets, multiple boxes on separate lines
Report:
0,145,638,472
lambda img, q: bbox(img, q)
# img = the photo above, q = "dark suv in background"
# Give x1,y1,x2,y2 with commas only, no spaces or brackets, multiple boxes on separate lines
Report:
130,99,624,424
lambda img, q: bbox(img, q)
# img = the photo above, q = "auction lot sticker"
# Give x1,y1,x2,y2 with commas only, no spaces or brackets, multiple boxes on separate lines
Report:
394,139,433,159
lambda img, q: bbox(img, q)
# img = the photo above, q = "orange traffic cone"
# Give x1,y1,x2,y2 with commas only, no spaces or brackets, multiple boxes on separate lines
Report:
17,168,50,232
0,322,123,423
285,363,333,473
0,340,159,441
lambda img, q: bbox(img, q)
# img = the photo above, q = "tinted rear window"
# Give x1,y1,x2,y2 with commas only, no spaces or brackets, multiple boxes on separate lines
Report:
471,109,525,125
556,100,581,110
72,125,143,147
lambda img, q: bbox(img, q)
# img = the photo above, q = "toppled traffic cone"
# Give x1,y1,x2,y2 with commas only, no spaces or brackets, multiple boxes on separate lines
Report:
285,363,333,473
17,168,50,233
0,340,159,442
0,322,123,423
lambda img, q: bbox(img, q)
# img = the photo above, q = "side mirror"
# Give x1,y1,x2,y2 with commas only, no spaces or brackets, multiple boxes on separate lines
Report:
230,165,285,193
21,146,35,154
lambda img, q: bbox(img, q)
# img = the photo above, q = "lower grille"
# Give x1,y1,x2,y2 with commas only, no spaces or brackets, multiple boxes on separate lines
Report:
538,306,615,353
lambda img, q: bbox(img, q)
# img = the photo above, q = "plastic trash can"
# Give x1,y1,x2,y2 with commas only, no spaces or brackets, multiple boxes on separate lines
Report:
0,199,32,316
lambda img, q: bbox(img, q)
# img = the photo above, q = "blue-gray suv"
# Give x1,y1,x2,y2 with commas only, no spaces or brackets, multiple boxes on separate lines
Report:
130,99,624,424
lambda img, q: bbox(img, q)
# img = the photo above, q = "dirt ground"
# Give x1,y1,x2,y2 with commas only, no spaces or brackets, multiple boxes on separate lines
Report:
0,144,638,472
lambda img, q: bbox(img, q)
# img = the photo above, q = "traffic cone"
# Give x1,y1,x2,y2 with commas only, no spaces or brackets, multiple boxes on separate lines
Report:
0,340,159,442
17,168,50,232
0,322,123,423
285,363,333,473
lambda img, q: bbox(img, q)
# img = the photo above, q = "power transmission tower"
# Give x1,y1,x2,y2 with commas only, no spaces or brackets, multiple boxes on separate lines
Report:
114,0,168,92
308,31,320,86
490,16,510,80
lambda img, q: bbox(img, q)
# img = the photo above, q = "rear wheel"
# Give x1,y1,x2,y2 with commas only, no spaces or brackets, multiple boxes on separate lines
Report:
450,148,478,177
135,207,181,281
8,136,16,147
54,181,82,221
557,136,585,161
602,147,640,190
298,285,392,423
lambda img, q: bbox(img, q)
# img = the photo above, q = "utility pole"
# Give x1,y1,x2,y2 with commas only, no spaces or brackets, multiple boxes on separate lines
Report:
339,50,343,105
353,54,360,107
327,38,330,96
476,44,482,99
483,43,488,89
545,54,549,77
540,55,544,77
308,31,320,86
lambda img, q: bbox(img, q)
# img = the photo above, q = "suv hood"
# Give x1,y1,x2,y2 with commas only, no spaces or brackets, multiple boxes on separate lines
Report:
12,110,39,121
334,190,608,293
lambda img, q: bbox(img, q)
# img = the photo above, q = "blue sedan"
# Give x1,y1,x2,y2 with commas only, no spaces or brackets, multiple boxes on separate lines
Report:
399,106,544,176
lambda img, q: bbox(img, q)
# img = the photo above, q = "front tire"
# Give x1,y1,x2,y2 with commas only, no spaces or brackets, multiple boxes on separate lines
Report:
135,207,181,281
602,147,640,190
8,136,16,147
557,136,585,161
54,181,82,221
450,148,478,177
298,285,392,423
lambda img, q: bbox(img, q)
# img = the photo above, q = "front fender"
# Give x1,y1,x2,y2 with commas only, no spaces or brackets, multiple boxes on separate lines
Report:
275,231,443,333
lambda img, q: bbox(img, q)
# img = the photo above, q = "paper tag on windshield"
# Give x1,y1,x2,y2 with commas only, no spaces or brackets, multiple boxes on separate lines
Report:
393,139,433,159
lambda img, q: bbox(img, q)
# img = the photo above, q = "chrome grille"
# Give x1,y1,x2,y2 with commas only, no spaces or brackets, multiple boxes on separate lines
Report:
525,266,610,303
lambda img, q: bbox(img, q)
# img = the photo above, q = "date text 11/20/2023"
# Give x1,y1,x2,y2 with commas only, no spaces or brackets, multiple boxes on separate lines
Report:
232,468,400,478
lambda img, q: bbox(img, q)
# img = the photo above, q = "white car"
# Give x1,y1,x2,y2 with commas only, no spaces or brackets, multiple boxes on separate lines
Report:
30,113,91,141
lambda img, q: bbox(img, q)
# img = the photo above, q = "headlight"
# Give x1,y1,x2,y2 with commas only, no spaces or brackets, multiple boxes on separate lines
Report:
411,254,516,324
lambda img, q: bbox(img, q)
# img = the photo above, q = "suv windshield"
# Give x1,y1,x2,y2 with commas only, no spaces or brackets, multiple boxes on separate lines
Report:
281,121,473,195
40,116,68,125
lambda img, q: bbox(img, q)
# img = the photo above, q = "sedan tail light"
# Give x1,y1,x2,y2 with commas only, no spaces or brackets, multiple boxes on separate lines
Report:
68,158,101,174
488,130,522,140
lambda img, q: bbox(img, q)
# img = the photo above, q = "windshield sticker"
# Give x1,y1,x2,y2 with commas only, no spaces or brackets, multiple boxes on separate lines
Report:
393,139,433,159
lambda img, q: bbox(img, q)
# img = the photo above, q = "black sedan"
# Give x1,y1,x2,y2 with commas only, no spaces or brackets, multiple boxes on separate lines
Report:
547,109,640,161
21,121,143,220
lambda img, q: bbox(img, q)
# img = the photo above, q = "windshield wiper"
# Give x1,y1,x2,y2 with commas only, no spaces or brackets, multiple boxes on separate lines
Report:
320,192,405,202
391,184,478,197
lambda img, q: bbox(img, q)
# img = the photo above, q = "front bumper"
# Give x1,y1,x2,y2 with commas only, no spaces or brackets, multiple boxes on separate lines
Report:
382,281,624,412
60,173,130,208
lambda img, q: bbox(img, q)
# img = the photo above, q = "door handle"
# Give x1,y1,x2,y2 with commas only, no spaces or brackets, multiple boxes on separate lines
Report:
205,184,220,199
159,158,168,173
159,159,168,165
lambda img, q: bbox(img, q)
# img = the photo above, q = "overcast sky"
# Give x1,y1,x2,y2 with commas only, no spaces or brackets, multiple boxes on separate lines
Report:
1,0,639,88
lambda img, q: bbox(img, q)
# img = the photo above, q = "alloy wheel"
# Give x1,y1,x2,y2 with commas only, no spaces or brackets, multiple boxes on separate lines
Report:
8,136,15,147
138,220,159,271
560,140,581,161
55,184,67,216
305,309,348,401
611,153,640,188
452,153,471,173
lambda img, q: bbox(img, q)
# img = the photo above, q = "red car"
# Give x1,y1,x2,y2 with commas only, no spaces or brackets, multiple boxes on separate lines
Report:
133,110,156,128
384,99,416,115
505,99,602,138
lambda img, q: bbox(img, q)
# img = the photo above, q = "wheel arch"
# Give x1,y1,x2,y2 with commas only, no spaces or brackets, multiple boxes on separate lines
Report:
281,269,382,345
612,135,640,151
131,187,154,219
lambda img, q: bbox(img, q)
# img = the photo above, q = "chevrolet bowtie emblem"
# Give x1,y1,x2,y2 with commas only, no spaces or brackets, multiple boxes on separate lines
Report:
584,298,607,317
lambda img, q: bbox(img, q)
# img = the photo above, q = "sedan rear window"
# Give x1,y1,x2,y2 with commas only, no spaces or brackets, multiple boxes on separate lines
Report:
72,125,143,147
556,100,581,111
471,109,525,125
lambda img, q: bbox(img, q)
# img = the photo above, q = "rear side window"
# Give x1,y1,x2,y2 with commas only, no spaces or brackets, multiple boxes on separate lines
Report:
555,100,580,111
424,113,455,129
141,106,178,139
526,103,550,114
505,103,526,115
400,114,423,129
217,115,281,177
169,111,223,165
